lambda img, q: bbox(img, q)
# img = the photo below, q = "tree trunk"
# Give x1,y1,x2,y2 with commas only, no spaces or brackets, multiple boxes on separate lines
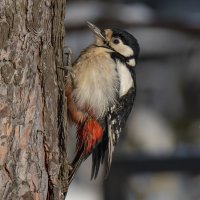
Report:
0,0,68,199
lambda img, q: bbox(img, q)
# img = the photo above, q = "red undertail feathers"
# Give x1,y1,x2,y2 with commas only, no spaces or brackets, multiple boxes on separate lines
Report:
77,118,103,154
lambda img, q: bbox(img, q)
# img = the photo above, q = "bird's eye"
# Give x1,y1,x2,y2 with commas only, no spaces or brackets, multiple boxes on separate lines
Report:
113,38,120,44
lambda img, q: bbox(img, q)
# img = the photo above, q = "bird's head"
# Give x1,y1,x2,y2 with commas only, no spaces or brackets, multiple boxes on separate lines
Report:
87,22,140,66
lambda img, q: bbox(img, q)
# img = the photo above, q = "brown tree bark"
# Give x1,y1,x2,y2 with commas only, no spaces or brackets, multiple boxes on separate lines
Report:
0,0,68,199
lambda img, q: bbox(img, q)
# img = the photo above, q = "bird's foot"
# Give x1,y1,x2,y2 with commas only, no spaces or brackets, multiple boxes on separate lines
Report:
63,46,75,81
58,46,74,77
68,163,73,172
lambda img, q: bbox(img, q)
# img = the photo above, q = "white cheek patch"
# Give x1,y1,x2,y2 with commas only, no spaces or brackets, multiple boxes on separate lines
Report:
111,42,134,57
116,60,134,97
120,45,134,57
127,58,136,67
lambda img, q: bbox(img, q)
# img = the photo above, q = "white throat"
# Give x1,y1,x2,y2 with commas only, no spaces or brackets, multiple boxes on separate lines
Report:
116,60,134,97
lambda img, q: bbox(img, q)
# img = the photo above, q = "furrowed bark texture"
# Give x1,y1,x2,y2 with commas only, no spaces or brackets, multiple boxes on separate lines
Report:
0,0,68,199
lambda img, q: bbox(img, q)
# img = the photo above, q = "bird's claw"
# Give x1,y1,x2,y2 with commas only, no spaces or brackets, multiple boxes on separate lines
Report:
64,46,72,68
60,46,75,80
68,164,73,172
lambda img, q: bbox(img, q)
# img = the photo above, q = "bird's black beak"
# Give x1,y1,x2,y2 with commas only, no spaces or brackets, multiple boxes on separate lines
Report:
87,22,106,41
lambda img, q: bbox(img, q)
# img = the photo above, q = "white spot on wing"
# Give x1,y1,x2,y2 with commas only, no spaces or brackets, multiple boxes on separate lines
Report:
111,119,116,125
116,60,133,97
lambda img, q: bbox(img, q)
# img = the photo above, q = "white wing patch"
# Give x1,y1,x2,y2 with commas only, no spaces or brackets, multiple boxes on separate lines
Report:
116,60,134,97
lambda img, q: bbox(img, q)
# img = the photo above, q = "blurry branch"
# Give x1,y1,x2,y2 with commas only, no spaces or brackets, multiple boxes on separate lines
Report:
66,18,200,36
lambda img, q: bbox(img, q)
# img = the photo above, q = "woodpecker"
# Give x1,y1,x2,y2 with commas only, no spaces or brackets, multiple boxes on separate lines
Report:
66,22,140,184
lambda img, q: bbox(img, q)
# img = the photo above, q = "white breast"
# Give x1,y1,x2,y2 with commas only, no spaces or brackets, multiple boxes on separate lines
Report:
116,60,134,97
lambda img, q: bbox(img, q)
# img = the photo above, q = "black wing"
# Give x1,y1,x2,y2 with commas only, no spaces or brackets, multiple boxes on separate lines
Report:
91,85,136,179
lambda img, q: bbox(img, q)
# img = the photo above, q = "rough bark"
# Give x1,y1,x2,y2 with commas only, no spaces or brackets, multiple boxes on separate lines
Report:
0,0,68,199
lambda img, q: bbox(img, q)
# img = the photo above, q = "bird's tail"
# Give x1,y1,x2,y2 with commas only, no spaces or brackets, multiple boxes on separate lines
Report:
68,119,103,184
68,145,85,185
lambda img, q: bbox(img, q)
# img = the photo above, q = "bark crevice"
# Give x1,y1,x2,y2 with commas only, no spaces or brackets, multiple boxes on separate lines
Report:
0,0,68,199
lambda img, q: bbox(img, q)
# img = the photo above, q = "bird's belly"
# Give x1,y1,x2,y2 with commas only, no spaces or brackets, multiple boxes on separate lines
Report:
72,63,119,118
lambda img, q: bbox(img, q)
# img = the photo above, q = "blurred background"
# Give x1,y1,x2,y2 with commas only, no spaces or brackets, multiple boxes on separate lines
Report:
64,0,200,200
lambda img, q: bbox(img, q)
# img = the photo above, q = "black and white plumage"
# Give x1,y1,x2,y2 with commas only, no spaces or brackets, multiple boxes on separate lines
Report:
91,30,139,177
67,22,140,182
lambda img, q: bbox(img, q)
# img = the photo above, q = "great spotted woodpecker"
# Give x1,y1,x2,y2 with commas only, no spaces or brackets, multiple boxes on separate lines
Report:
65,22,140,184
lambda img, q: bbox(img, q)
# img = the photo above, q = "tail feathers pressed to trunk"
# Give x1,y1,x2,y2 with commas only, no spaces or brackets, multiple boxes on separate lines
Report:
68,146,85,185
69,119,104,183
